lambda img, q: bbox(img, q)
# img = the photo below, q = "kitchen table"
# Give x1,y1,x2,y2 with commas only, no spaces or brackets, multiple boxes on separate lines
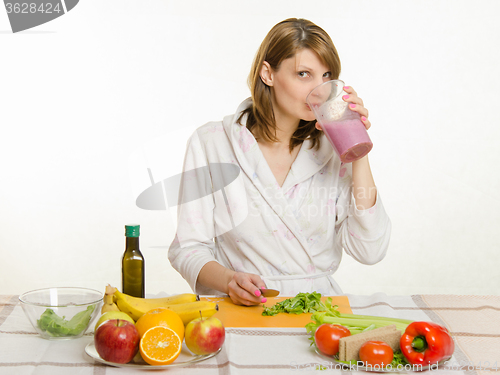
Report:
1,293,498,375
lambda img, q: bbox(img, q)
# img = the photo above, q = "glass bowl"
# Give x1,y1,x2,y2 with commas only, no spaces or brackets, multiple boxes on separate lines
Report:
19,287,103,340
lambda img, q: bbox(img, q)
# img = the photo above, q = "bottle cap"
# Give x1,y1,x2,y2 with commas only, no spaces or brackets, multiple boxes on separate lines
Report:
125,224,140,237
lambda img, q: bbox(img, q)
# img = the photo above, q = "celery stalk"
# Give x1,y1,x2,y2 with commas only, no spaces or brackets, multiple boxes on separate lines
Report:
338,312,413,325
311,314,409,333
305,311,412,340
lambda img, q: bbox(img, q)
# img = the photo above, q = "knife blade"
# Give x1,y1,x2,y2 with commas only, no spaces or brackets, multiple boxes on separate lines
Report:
260,288,280,297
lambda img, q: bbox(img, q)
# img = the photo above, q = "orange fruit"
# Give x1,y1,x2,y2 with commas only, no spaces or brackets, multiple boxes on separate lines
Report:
135,308,184,341
140,326,182,366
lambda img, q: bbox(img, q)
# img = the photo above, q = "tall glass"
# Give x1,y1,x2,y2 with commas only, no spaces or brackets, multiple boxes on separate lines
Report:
306,80,373,163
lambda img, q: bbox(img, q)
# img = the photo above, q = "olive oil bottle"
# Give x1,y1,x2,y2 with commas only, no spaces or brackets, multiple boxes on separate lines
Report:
122,224,145,297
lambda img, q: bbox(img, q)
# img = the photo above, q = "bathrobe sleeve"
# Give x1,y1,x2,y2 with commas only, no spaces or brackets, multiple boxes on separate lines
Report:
334,162,392,265
168,129,219,294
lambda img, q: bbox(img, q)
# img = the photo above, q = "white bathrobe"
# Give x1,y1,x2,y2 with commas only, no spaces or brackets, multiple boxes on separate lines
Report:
168,98,391,296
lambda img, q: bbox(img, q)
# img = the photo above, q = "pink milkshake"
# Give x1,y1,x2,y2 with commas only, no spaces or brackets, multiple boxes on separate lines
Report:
307,79,373,163
322,118,373,163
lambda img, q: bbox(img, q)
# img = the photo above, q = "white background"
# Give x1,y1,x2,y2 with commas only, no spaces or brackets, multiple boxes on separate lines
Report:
1,0,499,296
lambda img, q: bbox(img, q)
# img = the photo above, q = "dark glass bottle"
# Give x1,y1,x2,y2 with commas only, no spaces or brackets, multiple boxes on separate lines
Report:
122,224,145,297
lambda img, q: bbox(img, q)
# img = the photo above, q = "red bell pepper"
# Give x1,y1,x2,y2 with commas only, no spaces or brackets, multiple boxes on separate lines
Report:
400,321,454,365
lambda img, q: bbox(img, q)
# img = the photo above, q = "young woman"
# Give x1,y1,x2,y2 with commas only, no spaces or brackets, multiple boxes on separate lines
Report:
169,18,391,305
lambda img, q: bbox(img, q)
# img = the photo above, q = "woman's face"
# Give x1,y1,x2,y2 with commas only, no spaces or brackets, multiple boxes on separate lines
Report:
263,48,332,125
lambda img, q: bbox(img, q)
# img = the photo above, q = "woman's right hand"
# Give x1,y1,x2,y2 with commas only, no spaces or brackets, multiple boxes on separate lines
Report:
227,272,268,306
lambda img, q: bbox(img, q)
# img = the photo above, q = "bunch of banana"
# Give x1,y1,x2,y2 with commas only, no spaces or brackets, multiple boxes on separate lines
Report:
101,285,120,314
112,288,219,324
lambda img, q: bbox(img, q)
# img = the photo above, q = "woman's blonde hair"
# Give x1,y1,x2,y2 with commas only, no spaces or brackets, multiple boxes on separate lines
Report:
239,18,341,152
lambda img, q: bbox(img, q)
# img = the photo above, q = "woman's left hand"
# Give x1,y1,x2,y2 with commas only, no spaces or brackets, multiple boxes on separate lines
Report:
315,85,371,131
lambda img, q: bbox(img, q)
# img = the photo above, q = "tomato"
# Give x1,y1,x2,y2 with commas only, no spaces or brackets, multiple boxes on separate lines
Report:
314,324,351,356
359,341,394,367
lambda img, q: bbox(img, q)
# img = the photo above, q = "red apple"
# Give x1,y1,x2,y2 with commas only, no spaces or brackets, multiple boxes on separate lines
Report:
94,319,140,364
185,316,225,355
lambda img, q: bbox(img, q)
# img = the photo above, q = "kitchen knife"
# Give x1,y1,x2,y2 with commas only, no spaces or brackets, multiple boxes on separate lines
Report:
260,288,280,297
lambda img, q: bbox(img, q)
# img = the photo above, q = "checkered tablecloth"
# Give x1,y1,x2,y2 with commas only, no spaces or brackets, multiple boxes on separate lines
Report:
1,293,498,375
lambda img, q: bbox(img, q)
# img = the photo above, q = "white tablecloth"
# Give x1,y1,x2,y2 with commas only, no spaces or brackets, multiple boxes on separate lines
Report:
1,293,498,375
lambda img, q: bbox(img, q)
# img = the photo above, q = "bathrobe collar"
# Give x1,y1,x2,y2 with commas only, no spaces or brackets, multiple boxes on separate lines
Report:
223,98,335,190
222,98,335,256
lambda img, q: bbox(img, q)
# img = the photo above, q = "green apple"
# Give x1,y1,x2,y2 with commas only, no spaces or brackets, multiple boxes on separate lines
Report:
95,311,135,331
185,316,225,355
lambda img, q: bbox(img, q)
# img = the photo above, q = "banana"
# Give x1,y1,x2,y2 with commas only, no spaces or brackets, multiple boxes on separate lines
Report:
113,290,199,318
113,289,215,323
101,296,120,313
116,298,218,323
114,289,199,307
116,298,140,320
101,285,120,314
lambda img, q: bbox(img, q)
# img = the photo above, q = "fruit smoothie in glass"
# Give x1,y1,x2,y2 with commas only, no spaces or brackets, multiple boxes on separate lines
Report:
322,118,372,163
306,80,373,163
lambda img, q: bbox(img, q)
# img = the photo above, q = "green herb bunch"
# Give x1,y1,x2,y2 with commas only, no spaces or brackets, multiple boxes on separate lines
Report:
262,292,338,316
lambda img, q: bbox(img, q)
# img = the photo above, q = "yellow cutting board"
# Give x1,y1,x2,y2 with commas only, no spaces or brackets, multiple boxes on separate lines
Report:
200,296,352,328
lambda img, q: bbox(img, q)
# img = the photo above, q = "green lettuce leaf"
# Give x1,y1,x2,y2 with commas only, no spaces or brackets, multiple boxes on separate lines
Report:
37,305,95,337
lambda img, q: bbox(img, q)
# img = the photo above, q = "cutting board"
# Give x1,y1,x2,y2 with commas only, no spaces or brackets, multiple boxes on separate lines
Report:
200,296,352,328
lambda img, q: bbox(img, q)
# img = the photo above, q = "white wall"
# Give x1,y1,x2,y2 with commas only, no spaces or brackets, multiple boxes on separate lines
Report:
1,0,499,296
